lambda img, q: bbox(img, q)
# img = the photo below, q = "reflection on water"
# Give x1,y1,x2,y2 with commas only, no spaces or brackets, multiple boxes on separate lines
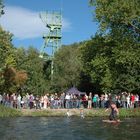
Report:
0,117,140,140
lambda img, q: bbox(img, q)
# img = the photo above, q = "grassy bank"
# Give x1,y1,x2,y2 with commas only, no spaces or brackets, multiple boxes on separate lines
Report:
21,108,140,118
21,108,108,117
119,108,140,117
0,105,22,117
0,105,140,118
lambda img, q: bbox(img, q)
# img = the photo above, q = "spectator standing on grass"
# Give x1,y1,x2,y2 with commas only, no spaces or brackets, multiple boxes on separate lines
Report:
5,94,9,107
29,94,34,109
126,94,130,108
35,95,40,109
0,94,2,104
10,94,14,108
13,93,17,108
70,94,74,108
22,96,27,109
17,94,21,109
50,94,55,109
93,94,97,108
100,94,105,108
76,93,81,109
60,93,65,108
104,93,108,108
54,93,59,109
40,96,44,109
88,92,92,109
135,94,139,108
73,95,77,108
26,93,30,109
65,93,70,109
43,94,48,109
130,93,135,108
82,94,87,108
121,92,126,108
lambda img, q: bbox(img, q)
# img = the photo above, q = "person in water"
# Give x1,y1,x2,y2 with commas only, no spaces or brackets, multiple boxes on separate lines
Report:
80,109,85,119
105,102,119,121
66,109,72,117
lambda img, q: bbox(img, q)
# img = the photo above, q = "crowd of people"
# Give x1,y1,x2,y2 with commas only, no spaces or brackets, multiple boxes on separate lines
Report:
0,92,139,109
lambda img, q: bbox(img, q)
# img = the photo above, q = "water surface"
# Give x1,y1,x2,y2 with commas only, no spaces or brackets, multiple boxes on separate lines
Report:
0,117,139,140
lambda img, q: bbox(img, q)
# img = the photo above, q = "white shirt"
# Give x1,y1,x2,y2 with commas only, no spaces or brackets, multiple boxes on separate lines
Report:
65,94,70,100
126,96,130,103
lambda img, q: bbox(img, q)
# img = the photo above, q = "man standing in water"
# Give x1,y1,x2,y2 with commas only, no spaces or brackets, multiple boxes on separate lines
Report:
105,102,120,122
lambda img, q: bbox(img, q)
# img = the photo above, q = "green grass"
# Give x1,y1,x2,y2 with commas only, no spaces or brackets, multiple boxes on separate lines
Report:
21,108,140,118
119,108,140,117
0,105,22,117
0,105,140,118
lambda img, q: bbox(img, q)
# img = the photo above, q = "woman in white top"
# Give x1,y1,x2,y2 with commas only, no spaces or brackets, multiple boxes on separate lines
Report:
126,95,130,108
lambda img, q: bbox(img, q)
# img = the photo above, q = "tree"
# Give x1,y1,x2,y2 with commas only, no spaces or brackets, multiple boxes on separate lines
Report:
112,42,140,92
79,35,116,93
89,0,140,93
90,0,140,35
0,27,17,92
52,43,82,92
15,47,48,95
3,67,27,93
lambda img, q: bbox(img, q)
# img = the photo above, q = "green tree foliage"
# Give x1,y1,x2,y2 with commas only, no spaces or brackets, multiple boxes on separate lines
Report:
90,0,140,35
80,36,140,93
112,42,140,92
80,35,114,93
0,27,18,92
3,67,27,93
82,0,140,93
0,27,27,93
52,43,82,92
0,27,16,67
15,47,48,95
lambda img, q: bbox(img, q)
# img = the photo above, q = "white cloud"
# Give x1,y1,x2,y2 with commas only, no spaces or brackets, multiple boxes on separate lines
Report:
0,6,71,40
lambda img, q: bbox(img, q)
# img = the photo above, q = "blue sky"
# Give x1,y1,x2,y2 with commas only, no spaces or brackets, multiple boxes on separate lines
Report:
1,0,98,51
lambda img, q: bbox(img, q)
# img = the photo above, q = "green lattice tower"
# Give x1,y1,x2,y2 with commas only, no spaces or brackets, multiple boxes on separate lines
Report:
0,0,4,73
0,0,4,17
39,11,62,80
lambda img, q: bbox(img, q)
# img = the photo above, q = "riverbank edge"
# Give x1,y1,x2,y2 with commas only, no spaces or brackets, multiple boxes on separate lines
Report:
21,108,140,118
0,105,140,118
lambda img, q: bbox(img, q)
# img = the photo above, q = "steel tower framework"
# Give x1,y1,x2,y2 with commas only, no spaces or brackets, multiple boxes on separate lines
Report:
39,11,62,80
0,0,4,17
